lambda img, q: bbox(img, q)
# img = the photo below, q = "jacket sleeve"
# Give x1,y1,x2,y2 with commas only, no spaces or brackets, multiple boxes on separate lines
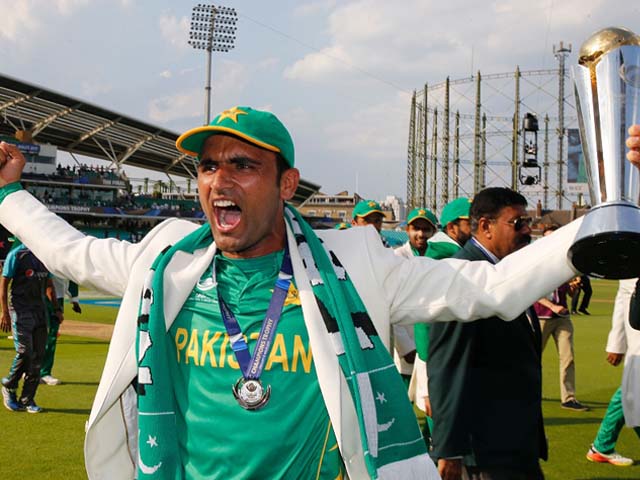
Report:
365,218,583,325
428,320,474,458
0,189,187,297
392,324,416,356
607,279,635,352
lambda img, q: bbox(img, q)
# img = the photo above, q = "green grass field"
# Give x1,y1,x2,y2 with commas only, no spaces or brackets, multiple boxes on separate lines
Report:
540,279,639,479
0,282,638,479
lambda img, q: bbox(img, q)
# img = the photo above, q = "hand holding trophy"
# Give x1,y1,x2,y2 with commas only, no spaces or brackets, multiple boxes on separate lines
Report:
569,27,640,279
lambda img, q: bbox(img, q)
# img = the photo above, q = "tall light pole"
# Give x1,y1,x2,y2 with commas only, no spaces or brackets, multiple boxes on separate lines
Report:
188,4,238,125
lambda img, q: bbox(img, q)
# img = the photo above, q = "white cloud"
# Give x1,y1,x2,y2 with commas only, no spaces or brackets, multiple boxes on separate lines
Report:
0,0,40,41
282,0,617,86
159,13,189,50
160,70,172,79
148,60,249,123
323,92,410,159
0,0,104,43
148,87,202,123
213,61,250,100
284,45,352,80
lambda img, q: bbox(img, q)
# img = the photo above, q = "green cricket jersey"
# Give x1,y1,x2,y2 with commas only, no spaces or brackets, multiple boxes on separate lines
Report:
168,250,343,479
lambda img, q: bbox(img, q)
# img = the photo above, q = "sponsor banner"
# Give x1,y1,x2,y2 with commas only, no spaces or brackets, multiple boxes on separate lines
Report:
0,136,42,155
567,128,588,183
103,179,127,187
16,142,41,155
566,183,589,194
49,205,92,213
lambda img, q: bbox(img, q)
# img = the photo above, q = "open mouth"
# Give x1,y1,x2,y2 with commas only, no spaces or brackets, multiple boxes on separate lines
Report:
213,199,242,231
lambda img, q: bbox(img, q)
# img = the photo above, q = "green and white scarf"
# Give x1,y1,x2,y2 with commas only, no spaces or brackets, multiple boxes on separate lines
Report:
135,206,428,479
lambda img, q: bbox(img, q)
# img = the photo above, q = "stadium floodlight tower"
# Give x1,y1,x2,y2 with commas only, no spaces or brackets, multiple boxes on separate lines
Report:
519,112,541,186
188,4,238,125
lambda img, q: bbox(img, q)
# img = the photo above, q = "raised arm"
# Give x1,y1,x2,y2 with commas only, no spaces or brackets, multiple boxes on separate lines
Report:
381,218,581,325
0,142,194,296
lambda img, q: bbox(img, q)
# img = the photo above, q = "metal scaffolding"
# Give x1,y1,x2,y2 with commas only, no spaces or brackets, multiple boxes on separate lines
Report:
405,44,578,214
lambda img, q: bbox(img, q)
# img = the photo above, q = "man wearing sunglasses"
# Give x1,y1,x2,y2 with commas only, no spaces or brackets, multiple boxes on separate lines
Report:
429,187,545,480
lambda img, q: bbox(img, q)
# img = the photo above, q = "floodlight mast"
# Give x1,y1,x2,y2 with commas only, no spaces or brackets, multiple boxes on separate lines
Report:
188,4,238,124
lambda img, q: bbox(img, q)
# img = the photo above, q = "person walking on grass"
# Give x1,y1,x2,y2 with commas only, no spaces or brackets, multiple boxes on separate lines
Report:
1,240,61,413
587,278,640,467
39,275,81,386
534,225,589,413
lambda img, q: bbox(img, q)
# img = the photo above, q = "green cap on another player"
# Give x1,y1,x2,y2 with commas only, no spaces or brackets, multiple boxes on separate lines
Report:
407,207,438,227
352,200,384,219
440,197,471,227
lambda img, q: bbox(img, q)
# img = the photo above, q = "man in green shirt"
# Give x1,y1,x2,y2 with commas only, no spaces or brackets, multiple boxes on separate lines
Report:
394,207,438,383
0,109,610,480
410,199,471,446
394,207,438,444
395,207,438,258
427,197,472,260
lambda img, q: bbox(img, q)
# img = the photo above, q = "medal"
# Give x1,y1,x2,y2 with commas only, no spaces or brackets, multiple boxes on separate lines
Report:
215,242,293,412
232,377,271,410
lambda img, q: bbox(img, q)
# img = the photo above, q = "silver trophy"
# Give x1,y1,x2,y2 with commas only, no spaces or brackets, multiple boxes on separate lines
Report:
569,27,640,279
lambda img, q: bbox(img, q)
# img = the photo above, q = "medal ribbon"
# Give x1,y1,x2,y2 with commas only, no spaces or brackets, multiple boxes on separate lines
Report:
216,243,293,380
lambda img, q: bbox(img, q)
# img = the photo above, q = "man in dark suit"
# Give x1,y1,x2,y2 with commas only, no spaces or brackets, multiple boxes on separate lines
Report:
429,187,546,480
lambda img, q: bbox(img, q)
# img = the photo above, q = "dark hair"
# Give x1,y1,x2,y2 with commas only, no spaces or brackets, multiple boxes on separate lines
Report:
275,153,290,184
469,187,527,232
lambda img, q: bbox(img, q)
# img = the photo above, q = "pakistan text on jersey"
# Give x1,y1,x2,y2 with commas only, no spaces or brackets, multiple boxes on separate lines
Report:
174,329,314,374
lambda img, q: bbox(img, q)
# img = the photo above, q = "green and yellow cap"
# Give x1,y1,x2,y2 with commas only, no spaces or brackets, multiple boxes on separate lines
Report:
176,106,295,167
407,207,438,227
334,222,351,230
440,197,471,227
353,199,384,219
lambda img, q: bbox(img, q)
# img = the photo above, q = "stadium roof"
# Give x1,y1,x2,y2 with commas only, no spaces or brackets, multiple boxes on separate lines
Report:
0,72,320,205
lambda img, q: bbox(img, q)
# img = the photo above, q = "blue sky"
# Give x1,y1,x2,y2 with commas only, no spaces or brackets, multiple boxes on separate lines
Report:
0,0,636,200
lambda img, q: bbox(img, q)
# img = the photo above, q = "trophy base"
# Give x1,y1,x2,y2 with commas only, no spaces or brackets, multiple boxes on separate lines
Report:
568,202,640,279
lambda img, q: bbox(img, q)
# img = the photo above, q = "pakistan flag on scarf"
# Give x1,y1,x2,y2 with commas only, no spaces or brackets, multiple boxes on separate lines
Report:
135,206,426,479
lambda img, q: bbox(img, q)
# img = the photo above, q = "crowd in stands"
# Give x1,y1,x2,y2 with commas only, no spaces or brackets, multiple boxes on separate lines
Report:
71,218,151,243
130,195,201,218
54,163,123,184
22,164,204,218
30,186,117,208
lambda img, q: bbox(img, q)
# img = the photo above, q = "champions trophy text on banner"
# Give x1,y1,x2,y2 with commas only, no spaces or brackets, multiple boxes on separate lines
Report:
569,26,640,279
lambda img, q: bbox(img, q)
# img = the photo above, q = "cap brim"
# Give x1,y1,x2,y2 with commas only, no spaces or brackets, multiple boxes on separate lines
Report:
176,125,282,157
356,209,384,218
409,217,437,226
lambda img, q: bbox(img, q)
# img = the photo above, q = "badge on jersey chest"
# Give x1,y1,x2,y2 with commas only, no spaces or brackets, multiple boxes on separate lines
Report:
232,377,271,410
